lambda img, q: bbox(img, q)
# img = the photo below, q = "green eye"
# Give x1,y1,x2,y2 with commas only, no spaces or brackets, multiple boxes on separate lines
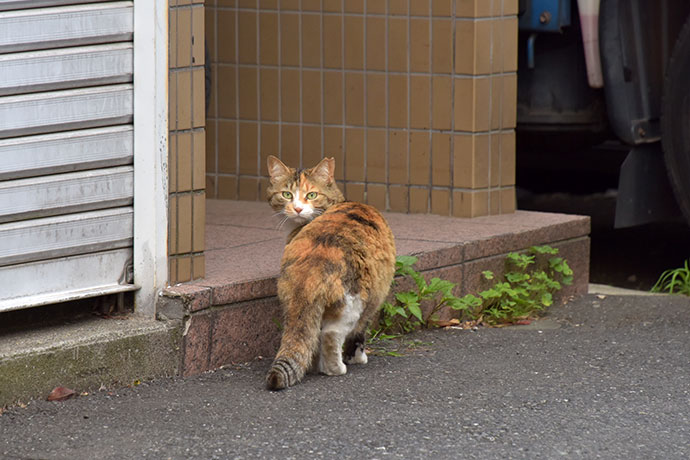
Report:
282,191,293,200
306,191,318,200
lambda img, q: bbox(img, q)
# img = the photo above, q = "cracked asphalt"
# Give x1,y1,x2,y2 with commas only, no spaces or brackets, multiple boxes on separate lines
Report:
1,291,689,460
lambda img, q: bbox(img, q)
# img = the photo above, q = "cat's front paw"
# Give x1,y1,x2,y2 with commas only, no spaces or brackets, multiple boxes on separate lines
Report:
319,357,347,376
326,361,347,376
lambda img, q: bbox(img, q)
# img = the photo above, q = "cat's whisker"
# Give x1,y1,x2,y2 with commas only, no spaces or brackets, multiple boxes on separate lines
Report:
276,216,290,230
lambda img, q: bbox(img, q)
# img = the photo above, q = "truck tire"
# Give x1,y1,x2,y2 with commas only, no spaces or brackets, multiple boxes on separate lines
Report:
661,14,690,226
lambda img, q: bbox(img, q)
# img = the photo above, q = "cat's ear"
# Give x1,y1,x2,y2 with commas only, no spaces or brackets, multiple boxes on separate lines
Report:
311,157,336,185
267,155,291,183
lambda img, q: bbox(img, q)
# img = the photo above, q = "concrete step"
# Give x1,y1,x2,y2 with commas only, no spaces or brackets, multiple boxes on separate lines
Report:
0,316,181,407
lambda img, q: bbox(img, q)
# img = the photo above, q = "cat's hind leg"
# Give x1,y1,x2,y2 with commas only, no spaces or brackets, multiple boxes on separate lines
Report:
344,290,389,365
319,293,362,375
343,331,367,365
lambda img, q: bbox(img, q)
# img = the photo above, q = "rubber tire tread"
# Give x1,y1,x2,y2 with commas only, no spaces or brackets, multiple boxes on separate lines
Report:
661,13,690,226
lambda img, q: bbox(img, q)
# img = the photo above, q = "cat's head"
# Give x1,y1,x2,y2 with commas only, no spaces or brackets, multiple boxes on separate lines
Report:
266,155,344,224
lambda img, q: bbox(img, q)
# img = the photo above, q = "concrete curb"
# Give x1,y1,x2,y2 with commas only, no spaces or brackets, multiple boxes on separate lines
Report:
0,318,182,407
588,283,664,297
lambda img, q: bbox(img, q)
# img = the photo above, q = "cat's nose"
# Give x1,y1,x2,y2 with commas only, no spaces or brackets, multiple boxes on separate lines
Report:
294,206,303,214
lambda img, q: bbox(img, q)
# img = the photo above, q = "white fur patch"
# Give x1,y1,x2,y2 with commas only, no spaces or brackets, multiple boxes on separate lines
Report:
321,293,362,339
353,347,368,364
291,191,314,220
319,293,363,375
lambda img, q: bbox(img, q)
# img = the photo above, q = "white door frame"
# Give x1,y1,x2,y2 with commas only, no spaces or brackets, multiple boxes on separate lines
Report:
132,0,168,318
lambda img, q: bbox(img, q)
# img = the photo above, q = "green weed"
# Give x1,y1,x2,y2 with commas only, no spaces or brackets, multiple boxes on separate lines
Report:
460,246,573,325
372,255,468,335
651,260,690,296
372,246,573,335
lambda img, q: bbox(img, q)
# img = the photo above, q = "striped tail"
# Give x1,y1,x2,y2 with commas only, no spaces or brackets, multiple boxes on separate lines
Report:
265,356,308,391
265,300,324,391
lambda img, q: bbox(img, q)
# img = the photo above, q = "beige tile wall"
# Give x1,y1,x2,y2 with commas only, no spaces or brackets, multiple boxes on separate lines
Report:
205,0,517,217
169,0,207,284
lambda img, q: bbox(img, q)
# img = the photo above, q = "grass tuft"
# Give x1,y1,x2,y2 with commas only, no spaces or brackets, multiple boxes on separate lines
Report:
651,260,690,296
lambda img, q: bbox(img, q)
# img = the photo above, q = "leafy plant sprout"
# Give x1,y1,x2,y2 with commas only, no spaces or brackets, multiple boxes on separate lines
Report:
461,246,573,325
371,245,573,337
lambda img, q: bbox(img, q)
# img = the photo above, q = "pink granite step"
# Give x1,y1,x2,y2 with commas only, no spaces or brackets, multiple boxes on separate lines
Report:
162,200,590,376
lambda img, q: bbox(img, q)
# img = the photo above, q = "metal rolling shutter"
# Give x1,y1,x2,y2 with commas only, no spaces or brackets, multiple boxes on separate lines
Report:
0,1,136,312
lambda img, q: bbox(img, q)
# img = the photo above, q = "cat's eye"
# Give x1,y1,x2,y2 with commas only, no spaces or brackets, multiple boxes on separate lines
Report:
306,191,318,200
282,191,293,200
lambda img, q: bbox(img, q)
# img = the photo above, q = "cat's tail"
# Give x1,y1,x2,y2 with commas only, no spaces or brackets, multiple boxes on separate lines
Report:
266,298,325,391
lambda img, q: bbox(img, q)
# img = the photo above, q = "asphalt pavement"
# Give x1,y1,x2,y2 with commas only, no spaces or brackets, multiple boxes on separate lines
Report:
1,290,689,460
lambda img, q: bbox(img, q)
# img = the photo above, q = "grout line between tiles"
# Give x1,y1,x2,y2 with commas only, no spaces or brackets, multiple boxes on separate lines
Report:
190,9,197,257
211,62,517,78
208,117,515,136
498,0,506,213
298,0,303,169
221,7,501,21
406,1,411,213
210,173,517,194
340,0,347,192
363,0,368,203
234,8,240,199
320,1,325,162
213,5,219,199
277,7,283,163
384,0,390,211
449,0,456,216
487,0,494,215
206,237,283,251
255,7,262,196
426,0,433,214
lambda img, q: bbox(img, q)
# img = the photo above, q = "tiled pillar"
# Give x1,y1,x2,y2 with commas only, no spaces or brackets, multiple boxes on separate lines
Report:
169,0,207,284
452,0,517,217
205,0,517,217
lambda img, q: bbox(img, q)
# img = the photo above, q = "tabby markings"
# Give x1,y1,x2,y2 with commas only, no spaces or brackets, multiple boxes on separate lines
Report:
330,208,380,232
344,212,379,231
312,232,346,248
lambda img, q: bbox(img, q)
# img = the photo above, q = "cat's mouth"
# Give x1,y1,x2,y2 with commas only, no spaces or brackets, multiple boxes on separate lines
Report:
289,214,313,224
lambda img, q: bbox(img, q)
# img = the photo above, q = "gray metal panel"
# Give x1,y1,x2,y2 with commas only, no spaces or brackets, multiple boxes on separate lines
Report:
0,1,105,11
0,2,133,53
0,84,133,138
0,126,133,181
0,43,133,96
0,248,135,312
0,166,133,223
0,207,133,267
0,2,138,311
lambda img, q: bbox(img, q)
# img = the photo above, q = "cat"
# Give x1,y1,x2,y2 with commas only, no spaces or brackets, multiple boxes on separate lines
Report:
264,155,396,390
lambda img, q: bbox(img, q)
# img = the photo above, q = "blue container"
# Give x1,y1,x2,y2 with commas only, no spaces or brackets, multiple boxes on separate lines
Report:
518,0,572,33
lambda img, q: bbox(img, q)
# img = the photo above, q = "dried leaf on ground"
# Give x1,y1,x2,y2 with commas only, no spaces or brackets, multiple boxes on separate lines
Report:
432,319,460,327
47,386,76,402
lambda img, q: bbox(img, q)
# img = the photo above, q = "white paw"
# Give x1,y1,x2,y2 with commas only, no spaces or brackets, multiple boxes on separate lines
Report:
320,359,347,376
346,348,368,365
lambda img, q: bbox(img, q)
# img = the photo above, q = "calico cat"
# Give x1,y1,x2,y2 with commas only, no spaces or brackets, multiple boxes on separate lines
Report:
265,155,396,390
